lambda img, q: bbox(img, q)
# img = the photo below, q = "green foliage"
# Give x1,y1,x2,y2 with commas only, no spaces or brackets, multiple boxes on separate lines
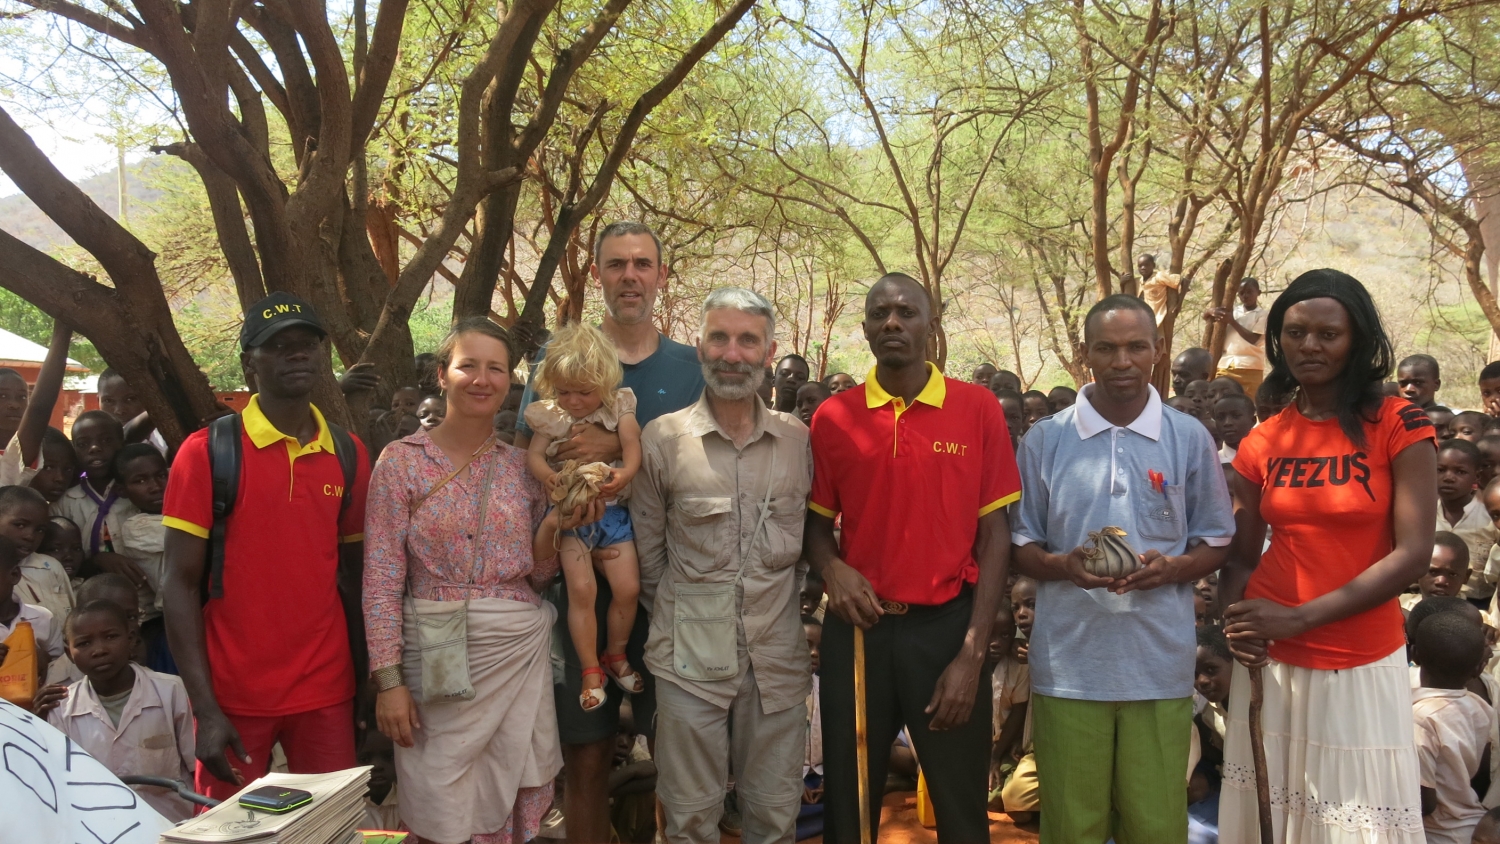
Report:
0,288,106,373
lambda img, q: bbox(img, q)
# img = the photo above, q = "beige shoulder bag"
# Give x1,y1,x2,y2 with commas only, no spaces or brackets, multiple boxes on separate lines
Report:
405,436,495,704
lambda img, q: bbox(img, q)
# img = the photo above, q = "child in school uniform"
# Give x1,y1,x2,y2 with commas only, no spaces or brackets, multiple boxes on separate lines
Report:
1452,411,1489,444
75,573,149,668
0,485,74,625
1211,393,1257,466
798,616,824,841
1479,435,1500,491
1411,611,1493,843
989,603,1030,811
1402,532,1472,612
38,516,85,593
53,411,139,572
1435,439,1500,610
795,382,832,428
1191,626,1233,832
0,535,65,709
999,577,1039,825
111,444,173,674
36,600,195,822
28,428,78,506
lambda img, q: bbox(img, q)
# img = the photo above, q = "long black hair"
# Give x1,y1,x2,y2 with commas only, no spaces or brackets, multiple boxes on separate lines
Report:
1262,268,1393,448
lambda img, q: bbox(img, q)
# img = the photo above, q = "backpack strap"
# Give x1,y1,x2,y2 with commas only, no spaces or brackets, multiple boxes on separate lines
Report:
205,414,242,602
329,423,358,525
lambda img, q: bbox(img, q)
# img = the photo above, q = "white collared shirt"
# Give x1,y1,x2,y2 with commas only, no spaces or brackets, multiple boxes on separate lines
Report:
47,664,196,822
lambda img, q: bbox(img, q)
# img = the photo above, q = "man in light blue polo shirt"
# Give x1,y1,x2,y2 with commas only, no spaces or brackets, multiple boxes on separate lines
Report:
1010,294,1235,844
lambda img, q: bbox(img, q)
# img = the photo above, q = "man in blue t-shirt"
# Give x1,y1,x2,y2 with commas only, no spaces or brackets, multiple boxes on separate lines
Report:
513,222,703,844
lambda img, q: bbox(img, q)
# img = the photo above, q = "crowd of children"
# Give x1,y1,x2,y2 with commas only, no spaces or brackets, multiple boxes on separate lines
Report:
946,353,1500,844
14,303,1500,844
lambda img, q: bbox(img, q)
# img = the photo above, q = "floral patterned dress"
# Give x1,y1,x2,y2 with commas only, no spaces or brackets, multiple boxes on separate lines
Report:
364,431,560,844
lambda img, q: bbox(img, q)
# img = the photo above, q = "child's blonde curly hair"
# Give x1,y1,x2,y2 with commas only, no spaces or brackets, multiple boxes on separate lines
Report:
532,322,624,412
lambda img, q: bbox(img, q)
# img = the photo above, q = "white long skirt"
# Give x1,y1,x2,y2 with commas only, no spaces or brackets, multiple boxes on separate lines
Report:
1219,647,1423,844
396,597,562,844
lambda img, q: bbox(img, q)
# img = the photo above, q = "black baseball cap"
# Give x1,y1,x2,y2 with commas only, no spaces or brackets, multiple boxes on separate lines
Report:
240,292,327,351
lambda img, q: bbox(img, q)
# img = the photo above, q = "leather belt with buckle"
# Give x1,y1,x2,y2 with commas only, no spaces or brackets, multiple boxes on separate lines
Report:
880,600,909,616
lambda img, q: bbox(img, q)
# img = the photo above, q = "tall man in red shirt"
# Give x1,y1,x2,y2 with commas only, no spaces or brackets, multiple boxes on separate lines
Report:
161,293,371,800
804,273,1021,843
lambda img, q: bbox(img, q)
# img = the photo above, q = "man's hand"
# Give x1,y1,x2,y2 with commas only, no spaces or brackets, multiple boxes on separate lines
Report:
93,552,148,591
1112,550,1188,594
553,422,622,464
925,651,983,730
1205,307,1229,324
1051,547,1119,591
821,558,882,629
195,708,251,785
31,683,67,717
339,363,381,395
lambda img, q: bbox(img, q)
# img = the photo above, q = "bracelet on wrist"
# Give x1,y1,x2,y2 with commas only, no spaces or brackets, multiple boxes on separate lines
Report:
372,664,405,692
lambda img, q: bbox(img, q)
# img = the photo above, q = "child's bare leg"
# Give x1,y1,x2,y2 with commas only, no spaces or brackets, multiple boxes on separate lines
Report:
561,535,603,695
598,539,640,659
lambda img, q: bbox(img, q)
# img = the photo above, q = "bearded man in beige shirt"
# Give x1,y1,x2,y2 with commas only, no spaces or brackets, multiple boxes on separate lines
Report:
632,286,813,844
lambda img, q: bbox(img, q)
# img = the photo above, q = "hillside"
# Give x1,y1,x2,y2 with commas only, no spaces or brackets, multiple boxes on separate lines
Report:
0,156,169,251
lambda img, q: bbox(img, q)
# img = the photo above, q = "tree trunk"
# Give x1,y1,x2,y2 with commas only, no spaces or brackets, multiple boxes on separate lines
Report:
0,105,219,444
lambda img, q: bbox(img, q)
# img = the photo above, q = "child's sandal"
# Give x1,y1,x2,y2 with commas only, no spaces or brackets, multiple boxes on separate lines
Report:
580,667,608,711
602,652,644,694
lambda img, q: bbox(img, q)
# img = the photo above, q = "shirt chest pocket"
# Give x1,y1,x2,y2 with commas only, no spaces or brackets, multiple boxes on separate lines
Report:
670,496,734,573
756,495,807,571
135,731,180,775
1137,486,1185,543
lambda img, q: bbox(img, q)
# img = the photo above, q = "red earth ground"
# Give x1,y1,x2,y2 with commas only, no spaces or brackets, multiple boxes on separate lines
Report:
722,792,1039,844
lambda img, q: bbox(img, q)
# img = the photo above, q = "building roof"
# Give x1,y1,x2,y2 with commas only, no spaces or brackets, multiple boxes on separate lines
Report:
0,326,86,370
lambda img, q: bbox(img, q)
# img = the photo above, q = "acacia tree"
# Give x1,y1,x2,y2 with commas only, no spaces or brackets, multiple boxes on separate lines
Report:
0,0,755,441
706,0,1060,368
1313,7,1500,346
1198,0,1469,359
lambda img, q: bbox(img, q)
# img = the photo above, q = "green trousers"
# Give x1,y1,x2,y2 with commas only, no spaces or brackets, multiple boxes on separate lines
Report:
1030,693,1192,844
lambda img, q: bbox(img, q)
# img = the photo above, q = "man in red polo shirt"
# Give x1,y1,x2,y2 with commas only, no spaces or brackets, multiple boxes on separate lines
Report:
161,293,370,800
805,273,1021,843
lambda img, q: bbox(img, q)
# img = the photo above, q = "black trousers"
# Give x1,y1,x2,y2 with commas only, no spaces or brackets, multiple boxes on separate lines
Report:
820,590,992,844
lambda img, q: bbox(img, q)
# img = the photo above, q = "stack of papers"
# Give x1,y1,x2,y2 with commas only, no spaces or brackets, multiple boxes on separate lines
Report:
160,768,372,844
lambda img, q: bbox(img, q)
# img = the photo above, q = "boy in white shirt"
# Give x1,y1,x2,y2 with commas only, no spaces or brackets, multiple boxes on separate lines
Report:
1412,610,1493,843
36,600,195,821
998,578,1038,825
52,411,140,578
112,444,173,674
0,535,65,707
0,485,74,623
1435,440,1500,608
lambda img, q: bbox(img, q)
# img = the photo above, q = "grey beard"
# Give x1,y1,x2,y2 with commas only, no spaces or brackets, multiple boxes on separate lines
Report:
702,360,763,401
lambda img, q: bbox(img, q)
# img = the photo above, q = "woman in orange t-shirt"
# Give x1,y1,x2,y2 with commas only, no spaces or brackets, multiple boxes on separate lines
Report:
1219,269,1436,844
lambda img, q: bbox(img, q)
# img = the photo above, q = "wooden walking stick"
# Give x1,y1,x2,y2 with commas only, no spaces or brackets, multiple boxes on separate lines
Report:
854,625,872,844
1248,665,1274,844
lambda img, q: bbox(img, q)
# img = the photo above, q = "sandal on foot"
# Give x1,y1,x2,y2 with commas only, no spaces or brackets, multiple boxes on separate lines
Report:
601,652,644,694
580,667,607,710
